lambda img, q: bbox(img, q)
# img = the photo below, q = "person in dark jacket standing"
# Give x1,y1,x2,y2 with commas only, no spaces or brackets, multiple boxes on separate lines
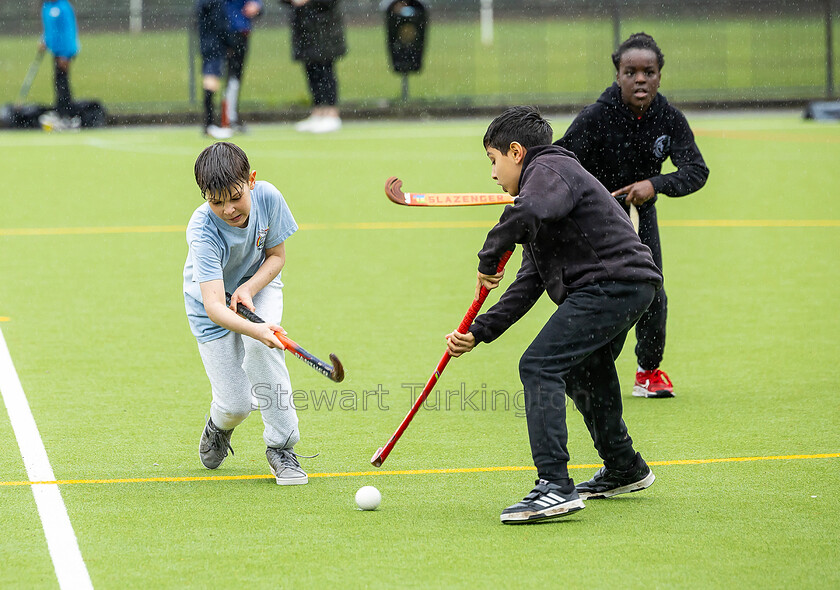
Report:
555,32,709,399
446,106,662,524
280,0,346,133
196,0,234,139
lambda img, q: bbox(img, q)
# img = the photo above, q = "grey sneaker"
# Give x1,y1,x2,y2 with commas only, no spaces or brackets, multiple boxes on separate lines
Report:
199,418,234,469
266,447,309,485
500,479,585,524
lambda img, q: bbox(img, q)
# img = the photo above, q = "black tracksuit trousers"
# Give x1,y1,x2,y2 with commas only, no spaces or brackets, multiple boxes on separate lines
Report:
304,61,338,106
53,58,73,117
634,203,668,370
519,280,656,487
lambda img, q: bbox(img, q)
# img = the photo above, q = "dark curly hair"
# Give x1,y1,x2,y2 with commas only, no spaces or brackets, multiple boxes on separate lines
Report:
611,32,665,71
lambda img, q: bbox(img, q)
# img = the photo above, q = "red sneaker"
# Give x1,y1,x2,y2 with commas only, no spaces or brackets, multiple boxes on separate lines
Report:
633,369,675,398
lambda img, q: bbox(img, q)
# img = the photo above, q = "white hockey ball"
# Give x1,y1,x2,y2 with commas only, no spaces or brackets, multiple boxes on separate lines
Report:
355,485,381,511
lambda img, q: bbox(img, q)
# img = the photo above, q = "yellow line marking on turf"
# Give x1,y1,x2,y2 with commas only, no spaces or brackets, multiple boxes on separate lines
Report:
0,317,9,322
660,219,840,227
300,221,495,231
694,129,840,143
0,222,492,236
0,225,185,236
0,453,836,487
1,220,839,237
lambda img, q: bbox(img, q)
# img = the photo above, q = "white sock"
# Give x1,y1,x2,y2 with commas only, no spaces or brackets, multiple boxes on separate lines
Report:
225,77,240,124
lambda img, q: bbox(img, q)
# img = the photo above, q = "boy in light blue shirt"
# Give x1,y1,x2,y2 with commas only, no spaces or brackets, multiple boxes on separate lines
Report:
184,141,307,484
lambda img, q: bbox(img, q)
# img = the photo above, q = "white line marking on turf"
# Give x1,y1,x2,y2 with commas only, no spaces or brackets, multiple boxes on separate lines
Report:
0,328,93,589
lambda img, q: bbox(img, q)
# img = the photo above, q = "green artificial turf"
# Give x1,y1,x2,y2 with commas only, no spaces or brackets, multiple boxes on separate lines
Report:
1,16,838,113
0,114,838,587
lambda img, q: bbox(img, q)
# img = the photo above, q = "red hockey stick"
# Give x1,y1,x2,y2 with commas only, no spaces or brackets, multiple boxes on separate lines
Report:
370,250,514,467
385,176,514,207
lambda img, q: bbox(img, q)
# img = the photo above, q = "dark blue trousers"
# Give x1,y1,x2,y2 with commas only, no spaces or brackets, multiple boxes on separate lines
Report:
519,281,656,487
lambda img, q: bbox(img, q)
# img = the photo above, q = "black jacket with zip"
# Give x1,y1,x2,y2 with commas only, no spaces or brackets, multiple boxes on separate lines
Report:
279,0,346,63
469,145,663,345
555,83,709,206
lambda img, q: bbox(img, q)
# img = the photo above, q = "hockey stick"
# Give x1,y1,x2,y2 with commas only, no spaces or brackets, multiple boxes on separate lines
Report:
614,195,640,234
16,46,46,106
385,176,514,207
386,176,639,233
370,249,514,467
226,293,345,383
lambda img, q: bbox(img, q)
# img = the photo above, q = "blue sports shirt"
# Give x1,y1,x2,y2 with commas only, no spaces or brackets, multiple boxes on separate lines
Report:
226,0,263,33
183,180,297,343
42,0,79,59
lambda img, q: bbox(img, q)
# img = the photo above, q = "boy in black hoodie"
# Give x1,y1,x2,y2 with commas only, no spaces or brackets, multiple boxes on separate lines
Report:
555,33,709,398
446,106,662,524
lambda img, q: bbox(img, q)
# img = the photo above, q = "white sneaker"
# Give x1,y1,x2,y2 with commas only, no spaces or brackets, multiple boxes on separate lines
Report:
38,111,63,132
294,115,319,132
205,124,234,139
309,115,342,134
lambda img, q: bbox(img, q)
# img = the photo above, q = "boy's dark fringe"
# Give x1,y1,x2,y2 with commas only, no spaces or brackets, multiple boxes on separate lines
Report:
194,142,250,202
483,106,553,153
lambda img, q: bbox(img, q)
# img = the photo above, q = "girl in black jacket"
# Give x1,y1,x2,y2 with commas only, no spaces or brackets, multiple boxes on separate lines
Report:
281,0,346,133
555,32,709,399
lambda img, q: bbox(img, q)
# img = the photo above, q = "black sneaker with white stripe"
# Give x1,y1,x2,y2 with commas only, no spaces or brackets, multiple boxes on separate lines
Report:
575,452,655,499
500,479,585,524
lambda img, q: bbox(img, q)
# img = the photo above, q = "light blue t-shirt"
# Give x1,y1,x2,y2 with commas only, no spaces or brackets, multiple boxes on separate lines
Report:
183,180,297,343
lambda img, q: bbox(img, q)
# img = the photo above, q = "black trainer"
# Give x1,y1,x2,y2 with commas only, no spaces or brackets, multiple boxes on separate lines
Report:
500,479,585,524
199,417,234,469
575,452,655,499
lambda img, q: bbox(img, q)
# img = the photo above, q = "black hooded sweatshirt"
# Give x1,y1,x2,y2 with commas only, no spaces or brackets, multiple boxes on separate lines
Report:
554,83,709,206
469,145,663,345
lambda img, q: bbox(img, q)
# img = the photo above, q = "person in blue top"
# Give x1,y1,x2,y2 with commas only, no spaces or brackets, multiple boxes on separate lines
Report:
223,0,263,132
40,0,79,122
184,141,308,485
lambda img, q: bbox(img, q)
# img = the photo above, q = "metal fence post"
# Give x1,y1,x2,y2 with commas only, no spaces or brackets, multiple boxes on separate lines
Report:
129,0,143,34
480,0,493,46
188,24,196,104
612,0,621,50
827,0,835,98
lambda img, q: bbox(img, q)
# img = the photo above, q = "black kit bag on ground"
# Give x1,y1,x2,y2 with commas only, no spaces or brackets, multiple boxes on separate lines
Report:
71,100,107,128
0,103,49,129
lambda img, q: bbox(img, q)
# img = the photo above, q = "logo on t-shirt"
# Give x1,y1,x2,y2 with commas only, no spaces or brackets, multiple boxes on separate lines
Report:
257,226,269,249
653,135,671,159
